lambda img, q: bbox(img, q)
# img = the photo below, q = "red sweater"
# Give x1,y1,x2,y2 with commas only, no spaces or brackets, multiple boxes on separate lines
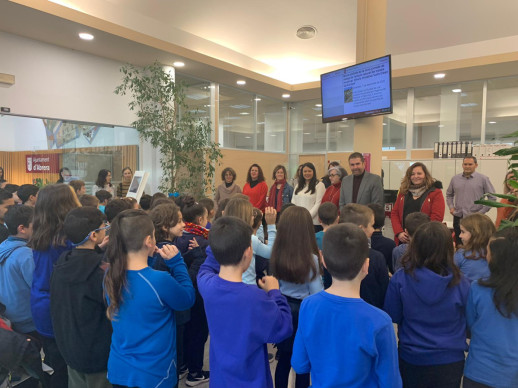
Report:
321,182,341,208
391,188,445,240
243,181,268,211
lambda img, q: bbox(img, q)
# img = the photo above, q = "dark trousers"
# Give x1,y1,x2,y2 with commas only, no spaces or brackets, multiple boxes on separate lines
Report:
274,297,310,388
41,336,68,388
453,215,462,246
399,357,464,388
462,376,493,388
184,292,209,373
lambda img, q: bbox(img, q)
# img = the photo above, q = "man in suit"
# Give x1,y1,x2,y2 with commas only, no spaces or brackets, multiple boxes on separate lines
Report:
339,152,384,208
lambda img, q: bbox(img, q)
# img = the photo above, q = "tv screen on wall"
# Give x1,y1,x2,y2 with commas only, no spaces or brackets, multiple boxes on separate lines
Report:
320,55,392,123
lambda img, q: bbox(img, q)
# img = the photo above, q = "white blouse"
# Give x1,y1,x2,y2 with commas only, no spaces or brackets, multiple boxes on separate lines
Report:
291,181,325,225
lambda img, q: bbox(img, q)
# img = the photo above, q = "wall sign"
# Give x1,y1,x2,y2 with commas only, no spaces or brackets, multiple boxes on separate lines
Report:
26,154,60,173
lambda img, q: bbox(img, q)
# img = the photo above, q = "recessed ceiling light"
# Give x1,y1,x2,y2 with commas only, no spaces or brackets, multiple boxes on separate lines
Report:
488,121,497,124
282,93,290,98
239,112,250,115
434,73,445,79
244,136,252,139
173,61,185,67
254,98,262,101
337,130,342,133
236,80,246,85
303,132,311,135
296,25,317,39
316,114,322,117
452,88,462,93
382,123,387,126
315,104,322,107
78,32,94,41
438,124,445,128
270,134,277,137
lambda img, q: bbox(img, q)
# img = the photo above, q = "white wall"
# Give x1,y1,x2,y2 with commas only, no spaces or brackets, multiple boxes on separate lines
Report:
0,31,134,126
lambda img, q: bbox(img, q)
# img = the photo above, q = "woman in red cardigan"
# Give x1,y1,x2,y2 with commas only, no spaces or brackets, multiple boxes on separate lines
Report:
242,164,268,211
321,166,347,208
391,162,445,244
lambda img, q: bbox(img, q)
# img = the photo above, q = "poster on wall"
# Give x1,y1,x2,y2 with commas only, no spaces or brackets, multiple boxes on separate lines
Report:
26,154,60,173
126,171,149,202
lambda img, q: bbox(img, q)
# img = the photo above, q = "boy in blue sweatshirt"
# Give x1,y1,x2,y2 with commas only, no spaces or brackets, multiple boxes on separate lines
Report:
292,223,401,388
197,216,292,388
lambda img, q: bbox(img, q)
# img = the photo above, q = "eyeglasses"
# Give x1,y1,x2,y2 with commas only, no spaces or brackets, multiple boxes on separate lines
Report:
329,174,339,177
72,222,110,247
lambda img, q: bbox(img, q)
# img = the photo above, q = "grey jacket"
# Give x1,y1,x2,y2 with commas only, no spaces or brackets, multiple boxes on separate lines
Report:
339,171,384,208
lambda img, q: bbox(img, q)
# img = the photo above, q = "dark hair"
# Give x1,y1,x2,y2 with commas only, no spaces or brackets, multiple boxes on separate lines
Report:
139,194,152,210
149,203,181,242
339,204,373,228
198,198,215,214
318,202,338,226
348,152,364,162
246,164,265,183
95,189,112,204
79,194,99,208
0,167,4,182
121,166,133,177
322,223,369,280
150,192,167,209
57,167,71,183
221,167,237,182
401,222,461,286
479,228,518,318
122,197,138,209
463,156,478,164
181,196,207,224
405,212,431,237
151,197,175,209
104,209,155,320
460,213,496,259
105,199,132,223
29,184,80,251
251,208,263,230
95,169,112,188
209,216,252,266
272,165,287,181
2,184,19,195
295,162,318,195
4,205,33,235
367,203,385,229
17,184,39,204
215,197,230,219
271,206,319,284
64,207,106,244
0,188,13,204
69,180,85,194
279,202,295,220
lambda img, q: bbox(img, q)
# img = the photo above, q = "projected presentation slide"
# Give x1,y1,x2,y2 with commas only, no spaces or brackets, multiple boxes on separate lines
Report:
321,55,392,122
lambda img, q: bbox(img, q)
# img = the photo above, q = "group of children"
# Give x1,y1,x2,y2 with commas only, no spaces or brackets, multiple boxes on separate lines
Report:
0,182,517,388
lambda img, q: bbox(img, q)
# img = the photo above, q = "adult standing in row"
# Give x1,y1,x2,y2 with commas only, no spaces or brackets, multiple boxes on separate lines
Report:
92,169,114,196
446,156,495,245
321,166,343,208
214,167,242,209
242,164,268,212
291,162,325,232
495,170,517,228
391,162,445,244
116,167,133,198
339,152,383,208
267,165,293,213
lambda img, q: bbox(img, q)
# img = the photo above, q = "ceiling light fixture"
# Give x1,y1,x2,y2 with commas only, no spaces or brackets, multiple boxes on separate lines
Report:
282,93,290,98
315,104,322,107
434,73,445,79
488,121,497,124
296,25,317,39
452,88,462,93
236,80,246,85
78,32,94,41
254,98,262,101
173,61,185,67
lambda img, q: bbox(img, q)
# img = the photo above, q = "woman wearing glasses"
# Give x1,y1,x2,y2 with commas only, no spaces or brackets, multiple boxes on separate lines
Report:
321,166,346,208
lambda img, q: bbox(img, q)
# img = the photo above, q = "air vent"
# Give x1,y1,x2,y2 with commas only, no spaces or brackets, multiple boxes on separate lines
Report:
296,25,317,39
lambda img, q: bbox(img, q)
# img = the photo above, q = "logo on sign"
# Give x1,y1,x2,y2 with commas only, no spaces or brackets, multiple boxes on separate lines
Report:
27,157,33,172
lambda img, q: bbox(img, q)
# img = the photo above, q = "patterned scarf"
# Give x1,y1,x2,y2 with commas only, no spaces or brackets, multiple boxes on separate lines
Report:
184,222,209,239
267,179,286,212
408,183,427,198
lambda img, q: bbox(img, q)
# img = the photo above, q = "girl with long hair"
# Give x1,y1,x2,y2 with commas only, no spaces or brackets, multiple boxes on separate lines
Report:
454,213,496,282
92,169,114,196
463,228,518,388
242,164,268,212
291,162,325,232
104,209,195,388
384,222,470,388
270,206,323,388
267,165,293,214
56,167,71,184
116,167,133,198
214,167,242,208
495,170,518,228
29,183,81,387
0,166,5,183
391,162,445,244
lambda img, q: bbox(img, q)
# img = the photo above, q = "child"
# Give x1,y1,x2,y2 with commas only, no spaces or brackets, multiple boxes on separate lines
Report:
292,223,401,387
198,197,215,229
384,222,470,388
0,189,15,244
79,194,100,208
368,203,396,273
316,202,339,289
104,199,132,223
392,212,430,272
270,206,324,388
17,184,39,207
104,209,195,388
0,205,35,334
95,189,112,213
340,204,389,309
455,213,495,282
197,216,292,388
50,207,112,388
463,228,518,388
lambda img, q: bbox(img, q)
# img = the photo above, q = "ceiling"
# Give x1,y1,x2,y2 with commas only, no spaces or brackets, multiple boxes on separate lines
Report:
2,0,518,101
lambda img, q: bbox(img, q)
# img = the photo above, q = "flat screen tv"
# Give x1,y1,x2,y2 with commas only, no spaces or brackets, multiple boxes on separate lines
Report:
320,55,392,123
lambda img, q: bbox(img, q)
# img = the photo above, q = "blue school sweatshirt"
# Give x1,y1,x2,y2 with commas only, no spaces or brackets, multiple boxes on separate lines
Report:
453,249,490,282
197,247,293,388
464,282,518,388
383,267,470,365
292,292,402,388
107,252,195,388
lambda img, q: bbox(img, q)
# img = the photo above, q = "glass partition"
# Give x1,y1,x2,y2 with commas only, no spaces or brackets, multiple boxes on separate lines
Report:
486,76,518,143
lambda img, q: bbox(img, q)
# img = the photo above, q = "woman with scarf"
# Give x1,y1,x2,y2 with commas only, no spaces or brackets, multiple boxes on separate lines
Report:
321,166,345,208
214,167,241,208
267,165,293,216
391,162,445,245
242,164,268,212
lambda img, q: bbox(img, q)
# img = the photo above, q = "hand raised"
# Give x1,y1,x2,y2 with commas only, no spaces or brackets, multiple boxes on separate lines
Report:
257,275,280,292
157,244,179,260
264,207,277,225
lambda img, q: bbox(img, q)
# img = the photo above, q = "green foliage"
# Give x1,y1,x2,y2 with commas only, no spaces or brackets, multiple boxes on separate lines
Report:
32,178,52,188
115,62,221,196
